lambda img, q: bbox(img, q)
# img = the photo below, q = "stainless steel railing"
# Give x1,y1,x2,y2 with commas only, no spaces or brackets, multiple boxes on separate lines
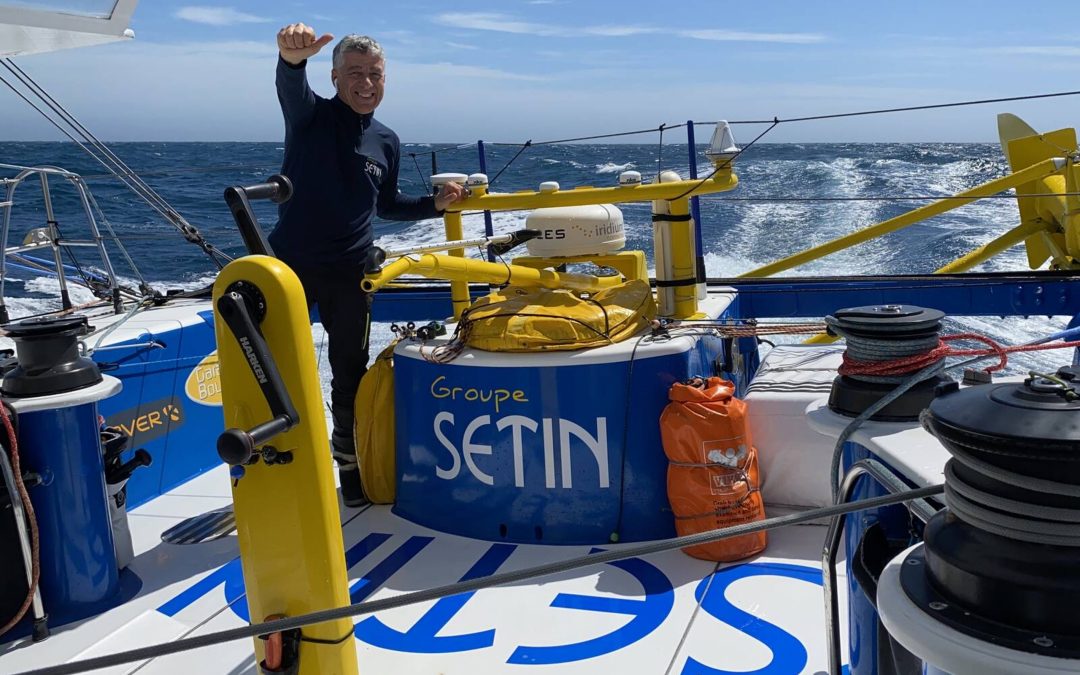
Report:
822,458,940,675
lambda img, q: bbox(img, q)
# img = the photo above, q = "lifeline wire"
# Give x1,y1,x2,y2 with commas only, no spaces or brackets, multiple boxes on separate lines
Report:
490,124,688,147
78,164,271,181
401,87,1080,166
710,88,1080,125
409,153,431,193
14,485,943,675
699,192,1080,203
488,140,532,188
414,88,1080,154
656,123,666,180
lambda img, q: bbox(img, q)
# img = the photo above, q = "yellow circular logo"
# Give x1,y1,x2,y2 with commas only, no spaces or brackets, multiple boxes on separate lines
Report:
185,351,222,406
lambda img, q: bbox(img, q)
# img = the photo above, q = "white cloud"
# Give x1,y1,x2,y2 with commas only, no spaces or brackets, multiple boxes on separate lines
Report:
679,30,826,45
584,25,655,37
434,13,653,37
434,13,825,44
436,13,552,35
5,26,1075,144
174,7,270,27
445,41,479,50
167,40,278,57
993,45,1080,57
396,62,548,82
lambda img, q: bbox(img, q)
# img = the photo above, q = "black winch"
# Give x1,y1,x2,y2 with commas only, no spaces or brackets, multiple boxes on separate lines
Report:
910,365,1080,656
826,304,952,421
1,316,101,397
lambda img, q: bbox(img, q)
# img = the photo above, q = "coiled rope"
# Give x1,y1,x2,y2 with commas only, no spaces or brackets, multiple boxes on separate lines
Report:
828,332,1080,501
922,374,1080,548
0,404,39,639
839,332,1080,378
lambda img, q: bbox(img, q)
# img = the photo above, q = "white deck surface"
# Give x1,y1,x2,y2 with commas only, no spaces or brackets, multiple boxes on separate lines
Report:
0,463,848,674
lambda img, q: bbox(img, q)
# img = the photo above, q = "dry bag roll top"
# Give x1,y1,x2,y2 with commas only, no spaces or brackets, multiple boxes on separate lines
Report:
660,376,767,562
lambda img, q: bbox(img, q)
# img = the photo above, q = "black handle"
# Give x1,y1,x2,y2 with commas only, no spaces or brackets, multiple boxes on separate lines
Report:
242,175,293,203
224,174,293,257
364,246,387,274
488,228,541,257
217,417,293,465
215,288,300,465
110,449,152,484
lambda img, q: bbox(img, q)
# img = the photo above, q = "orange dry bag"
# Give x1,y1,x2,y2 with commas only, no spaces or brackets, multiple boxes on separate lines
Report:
660,377,767,562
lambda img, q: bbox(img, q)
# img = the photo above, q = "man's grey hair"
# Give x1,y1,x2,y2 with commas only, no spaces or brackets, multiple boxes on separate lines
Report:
333,35,384,68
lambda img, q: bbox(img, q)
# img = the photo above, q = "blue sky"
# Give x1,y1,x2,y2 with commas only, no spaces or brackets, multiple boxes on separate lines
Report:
5,1,1080,142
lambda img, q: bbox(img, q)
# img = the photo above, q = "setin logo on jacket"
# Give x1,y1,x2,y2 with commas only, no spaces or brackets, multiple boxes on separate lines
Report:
365,157,384,181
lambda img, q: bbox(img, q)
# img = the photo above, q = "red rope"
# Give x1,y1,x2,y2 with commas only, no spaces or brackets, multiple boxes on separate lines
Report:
0,403,40,638
839,333,1080,377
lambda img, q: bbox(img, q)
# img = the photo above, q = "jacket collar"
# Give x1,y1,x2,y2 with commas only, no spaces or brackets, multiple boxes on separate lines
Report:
332,95,374,128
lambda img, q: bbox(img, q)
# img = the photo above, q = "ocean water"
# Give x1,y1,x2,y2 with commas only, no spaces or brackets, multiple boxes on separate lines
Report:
0,140,1071,378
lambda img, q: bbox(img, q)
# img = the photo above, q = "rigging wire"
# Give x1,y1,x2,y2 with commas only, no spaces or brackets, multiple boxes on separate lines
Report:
0,59,231,270
49,219,107,296
710,88,1080,126
668,119,781,202
401,89,1080,164
698,192,1080,203
491,123,688,147
78,163,274,181
3,60,199,236
80,188,151,294
400,89,1080,161
409,153,431,193
655,124,666,179
487,140,531,188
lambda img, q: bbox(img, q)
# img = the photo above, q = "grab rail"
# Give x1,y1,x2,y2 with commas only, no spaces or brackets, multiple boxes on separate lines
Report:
0,165,127,322
822,459,940,675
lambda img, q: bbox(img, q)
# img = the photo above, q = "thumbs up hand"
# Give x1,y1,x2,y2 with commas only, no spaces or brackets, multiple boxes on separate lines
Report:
277,23,334,65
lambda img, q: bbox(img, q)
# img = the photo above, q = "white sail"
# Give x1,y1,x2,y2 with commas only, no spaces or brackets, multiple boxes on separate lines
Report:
0,0,136,57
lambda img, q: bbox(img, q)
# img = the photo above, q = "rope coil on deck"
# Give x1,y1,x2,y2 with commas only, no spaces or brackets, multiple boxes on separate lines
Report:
839,332,1080,379
829,331,1080,502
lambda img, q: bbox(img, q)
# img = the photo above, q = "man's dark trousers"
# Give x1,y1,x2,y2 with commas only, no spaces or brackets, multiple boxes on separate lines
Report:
293,264,370,470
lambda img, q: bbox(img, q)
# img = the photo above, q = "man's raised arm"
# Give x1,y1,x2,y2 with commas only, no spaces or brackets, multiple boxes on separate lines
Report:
276,22,334,129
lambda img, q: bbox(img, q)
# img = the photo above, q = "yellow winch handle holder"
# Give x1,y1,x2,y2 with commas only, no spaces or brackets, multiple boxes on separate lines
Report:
213,255,358,675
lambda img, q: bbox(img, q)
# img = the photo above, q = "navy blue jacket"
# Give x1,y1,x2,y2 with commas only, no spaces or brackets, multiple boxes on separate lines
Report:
269,57,439,270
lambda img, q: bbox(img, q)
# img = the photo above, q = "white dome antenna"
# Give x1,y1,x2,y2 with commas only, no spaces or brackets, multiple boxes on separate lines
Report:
525,204,625,257
705,121,740,168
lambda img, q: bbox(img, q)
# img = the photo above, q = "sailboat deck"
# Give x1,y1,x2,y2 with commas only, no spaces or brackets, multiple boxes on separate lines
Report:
1,463,847,674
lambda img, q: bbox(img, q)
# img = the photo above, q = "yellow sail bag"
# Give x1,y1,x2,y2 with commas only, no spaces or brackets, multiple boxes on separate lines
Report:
353,341,397,504
463,279,656,352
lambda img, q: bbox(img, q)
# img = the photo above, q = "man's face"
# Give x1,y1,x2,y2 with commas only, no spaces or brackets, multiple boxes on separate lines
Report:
332,51,385,115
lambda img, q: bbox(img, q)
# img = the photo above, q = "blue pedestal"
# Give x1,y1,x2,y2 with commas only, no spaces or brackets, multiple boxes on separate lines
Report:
8,377,123,628
393,332,724,544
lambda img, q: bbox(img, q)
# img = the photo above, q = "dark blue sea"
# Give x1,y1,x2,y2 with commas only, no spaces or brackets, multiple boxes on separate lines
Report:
0,140,1067,370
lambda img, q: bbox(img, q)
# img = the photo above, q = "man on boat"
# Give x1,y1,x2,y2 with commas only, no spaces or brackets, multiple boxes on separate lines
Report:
273,22,465,507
